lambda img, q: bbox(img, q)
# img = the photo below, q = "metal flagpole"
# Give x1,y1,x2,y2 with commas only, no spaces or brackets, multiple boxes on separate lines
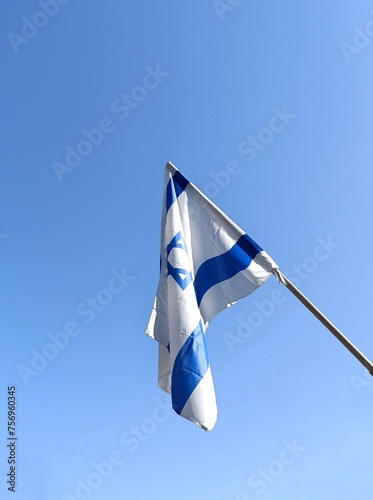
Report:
273,269,373,375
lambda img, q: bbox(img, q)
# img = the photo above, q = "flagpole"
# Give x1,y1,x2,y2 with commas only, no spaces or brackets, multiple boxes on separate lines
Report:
273,269,373,375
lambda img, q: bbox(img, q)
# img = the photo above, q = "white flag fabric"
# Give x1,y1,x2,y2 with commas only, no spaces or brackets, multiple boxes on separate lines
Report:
146,162,279,431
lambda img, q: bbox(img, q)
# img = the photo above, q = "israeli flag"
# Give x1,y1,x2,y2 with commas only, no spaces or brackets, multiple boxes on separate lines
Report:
146,162,279,431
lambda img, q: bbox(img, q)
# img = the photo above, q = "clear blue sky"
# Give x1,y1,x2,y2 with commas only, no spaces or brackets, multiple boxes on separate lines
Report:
1,1,373,499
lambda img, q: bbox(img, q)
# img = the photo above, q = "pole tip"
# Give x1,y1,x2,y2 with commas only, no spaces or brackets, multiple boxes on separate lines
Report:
166,161,177,172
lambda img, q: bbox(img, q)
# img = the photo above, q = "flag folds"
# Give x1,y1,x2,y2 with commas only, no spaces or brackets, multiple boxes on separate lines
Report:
146,162,278,430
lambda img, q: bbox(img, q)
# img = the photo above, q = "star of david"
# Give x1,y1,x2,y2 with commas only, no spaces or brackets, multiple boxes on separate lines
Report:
166,231,193,290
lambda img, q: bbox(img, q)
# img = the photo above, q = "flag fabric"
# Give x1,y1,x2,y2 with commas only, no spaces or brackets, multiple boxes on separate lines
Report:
146,162,279,431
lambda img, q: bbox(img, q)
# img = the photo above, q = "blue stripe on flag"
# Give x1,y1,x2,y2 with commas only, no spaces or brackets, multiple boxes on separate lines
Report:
171,321,209,415
194,234,263,306
166,171,189,212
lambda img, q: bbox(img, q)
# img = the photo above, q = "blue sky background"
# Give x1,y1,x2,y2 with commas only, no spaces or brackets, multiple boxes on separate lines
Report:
1,1,373,499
